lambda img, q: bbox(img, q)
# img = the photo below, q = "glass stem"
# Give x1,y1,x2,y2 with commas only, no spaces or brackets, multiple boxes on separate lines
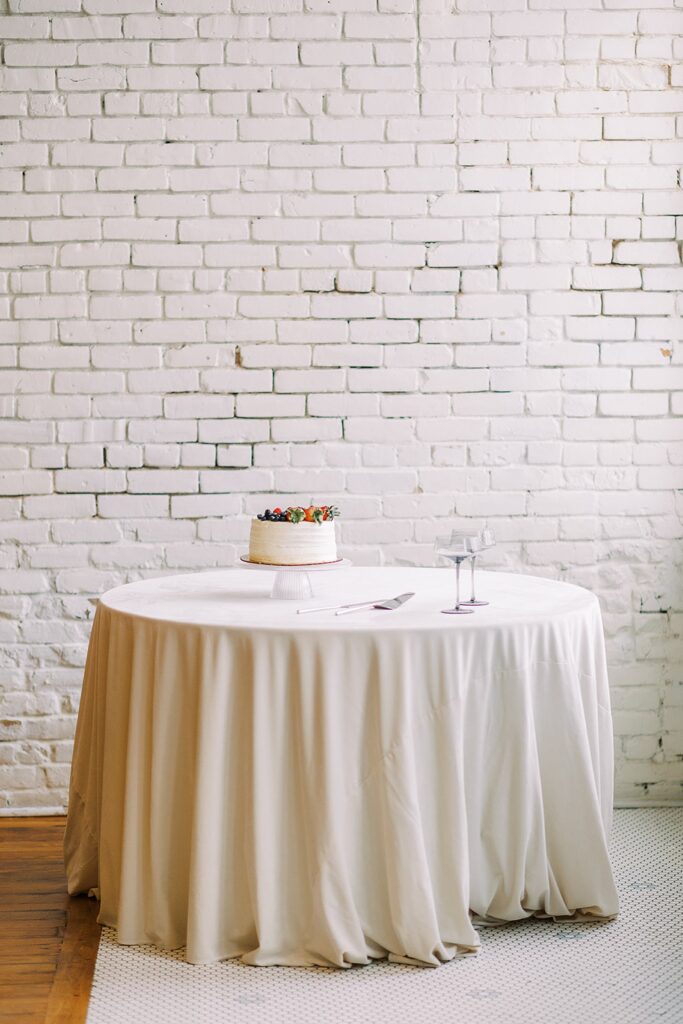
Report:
470,555,477,601
455,558,462,611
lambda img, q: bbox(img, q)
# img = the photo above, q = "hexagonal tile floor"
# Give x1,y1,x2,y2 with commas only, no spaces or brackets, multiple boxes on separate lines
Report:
86,808,683,1024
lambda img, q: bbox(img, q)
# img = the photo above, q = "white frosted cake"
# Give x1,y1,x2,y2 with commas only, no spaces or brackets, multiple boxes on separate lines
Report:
248,504,339,566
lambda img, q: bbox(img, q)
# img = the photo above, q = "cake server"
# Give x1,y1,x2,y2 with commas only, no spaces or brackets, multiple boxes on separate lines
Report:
335,592,414,616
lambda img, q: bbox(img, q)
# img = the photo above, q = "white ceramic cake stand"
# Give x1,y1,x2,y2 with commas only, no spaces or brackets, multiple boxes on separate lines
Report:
239,556,351,600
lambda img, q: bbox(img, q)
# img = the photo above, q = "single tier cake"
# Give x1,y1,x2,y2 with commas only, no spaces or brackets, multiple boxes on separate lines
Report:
248,504,339,566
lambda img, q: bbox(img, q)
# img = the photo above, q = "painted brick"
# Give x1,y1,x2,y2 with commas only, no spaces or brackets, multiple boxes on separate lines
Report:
0,0,680,814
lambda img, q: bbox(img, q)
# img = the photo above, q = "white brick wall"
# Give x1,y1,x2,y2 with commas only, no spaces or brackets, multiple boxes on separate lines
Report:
0,0,682,811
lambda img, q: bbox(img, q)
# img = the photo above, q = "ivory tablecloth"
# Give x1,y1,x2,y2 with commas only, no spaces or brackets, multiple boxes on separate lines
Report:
65,567,619,967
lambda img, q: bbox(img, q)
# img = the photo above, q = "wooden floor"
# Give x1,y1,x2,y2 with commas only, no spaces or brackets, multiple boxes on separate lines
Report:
0,816,101,1024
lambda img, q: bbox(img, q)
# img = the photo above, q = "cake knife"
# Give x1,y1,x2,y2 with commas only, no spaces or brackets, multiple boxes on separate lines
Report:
297,597,390,615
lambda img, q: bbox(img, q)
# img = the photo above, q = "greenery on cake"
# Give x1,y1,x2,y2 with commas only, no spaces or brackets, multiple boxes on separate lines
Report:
256,505,340,524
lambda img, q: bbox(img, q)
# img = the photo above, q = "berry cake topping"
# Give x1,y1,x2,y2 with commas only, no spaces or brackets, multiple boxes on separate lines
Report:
256,504,340,524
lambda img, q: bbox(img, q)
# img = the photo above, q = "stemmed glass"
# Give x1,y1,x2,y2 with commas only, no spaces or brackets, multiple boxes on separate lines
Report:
460,527,495,608
434,533,476,615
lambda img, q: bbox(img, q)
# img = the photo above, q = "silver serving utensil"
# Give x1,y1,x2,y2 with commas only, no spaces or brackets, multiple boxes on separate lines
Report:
335,592,414,616
298,597,392,615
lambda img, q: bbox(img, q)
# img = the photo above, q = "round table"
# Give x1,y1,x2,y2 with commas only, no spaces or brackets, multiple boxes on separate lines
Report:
64,567,619,968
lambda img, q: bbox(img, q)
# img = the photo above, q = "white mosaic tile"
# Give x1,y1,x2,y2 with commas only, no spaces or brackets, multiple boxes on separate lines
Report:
87,809,683,1024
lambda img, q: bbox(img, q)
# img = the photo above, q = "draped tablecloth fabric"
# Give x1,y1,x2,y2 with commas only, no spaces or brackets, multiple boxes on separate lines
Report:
64,567,619,968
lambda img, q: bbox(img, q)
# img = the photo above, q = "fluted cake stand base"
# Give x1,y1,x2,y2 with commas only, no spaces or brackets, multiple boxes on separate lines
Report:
240,557,351,600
